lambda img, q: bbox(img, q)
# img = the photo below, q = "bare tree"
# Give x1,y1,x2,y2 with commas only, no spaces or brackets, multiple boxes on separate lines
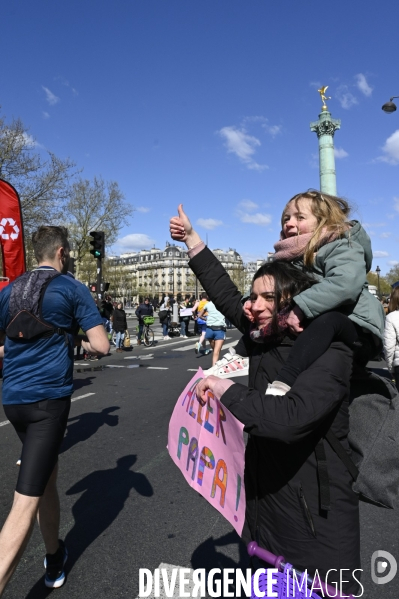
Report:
227,265,247,294
102,259,137,302
0,110,77,236
64,177,134,278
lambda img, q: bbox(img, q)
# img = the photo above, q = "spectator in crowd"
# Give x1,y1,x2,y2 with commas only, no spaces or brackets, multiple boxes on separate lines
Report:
159,296,171,339
384,287,399,391
135,298,154,345
112,302,128,353
179,295,194,338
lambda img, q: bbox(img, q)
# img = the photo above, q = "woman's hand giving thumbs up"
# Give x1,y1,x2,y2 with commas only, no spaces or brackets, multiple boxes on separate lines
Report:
169,204,202,249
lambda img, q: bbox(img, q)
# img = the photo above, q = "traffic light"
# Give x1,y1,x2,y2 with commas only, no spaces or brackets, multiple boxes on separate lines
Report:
89,231,105,259
89,282,97,292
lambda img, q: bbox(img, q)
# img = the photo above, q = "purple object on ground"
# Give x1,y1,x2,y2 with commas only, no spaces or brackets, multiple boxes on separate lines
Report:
251,563,322,599
248,541,355,599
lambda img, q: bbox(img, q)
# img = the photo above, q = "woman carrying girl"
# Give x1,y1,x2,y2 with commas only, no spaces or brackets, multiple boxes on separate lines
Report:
170,213,360,595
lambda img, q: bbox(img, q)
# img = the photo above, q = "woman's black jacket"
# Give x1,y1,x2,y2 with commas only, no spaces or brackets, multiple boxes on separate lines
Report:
189,247,360,595
112,308,127,333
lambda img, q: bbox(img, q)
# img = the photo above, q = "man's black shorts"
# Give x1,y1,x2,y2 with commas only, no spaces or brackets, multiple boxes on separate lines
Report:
4,397,71,496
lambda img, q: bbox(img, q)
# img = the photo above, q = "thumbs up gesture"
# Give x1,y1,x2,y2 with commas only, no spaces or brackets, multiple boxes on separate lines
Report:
170,204,201,248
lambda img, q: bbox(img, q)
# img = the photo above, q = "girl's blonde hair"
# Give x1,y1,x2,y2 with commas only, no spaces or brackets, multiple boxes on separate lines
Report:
281,190,351,266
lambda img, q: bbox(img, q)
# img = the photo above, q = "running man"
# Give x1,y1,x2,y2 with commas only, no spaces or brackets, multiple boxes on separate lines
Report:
0,226,109,595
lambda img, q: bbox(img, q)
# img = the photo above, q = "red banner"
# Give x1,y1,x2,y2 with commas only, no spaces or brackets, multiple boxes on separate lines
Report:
0,179,26,285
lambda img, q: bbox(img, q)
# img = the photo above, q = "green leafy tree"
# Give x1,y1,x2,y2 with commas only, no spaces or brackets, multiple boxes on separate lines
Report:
366,272,391,295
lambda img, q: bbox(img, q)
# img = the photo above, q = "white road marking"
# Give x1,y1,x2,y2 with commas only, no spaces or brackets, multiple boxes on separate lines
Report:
147,367,169,370
143,338,192,350
124,355,154,360
0,420,10,427
173,337,232,352
71,392,96,403
221,341,238,351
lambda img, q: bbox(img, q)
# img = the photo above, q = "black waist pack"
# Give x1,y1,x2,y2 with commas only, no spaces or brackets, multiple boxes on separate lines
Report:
209,326,226,332
6,269,67,341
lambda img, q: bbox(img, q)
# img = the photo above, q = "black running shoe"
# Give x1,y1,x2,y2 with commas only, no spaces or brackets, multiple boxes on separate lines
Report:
44,539,68,588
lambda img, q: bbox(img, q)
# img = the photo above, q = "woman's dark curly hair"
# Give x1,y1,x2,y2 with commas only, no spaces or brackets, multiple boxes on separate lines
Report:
252,261,317,334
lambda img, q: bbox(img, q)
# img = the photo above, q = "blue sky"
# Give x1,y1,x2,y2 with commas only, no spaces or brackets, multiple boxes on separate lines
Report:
2,0,399,274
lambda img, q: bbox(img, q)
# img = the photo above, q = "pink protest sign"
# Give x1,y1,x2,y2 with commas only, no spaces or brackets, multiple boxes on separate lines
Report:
167,368,246,535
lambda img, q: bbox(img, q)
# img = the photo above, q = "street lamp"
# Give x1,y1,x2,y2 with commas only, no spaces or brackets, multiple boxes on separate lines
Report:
376,265,381,297
382,96,399,113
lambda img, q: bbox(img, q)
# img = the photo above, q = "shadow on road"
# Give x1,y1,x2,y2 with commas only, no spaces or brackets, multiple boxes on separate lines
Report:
24,455,153,598
72,376,97,392
60,407,120,454
191,530,249,571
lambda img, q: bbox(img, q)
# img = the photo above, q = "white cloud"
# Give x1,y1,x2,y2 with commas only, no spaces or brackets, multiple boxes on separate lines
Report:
42,111,50,119
309,153,319,169
373,251,389,258
247,161,269,172
355,74,373,97
136,207,150,213
196,218,223,230
363,222,386,228
394,197,399,212
238,199,258,212
237,211,272,226
336,85,358,109
116,233,155,252
388,260,399,266
42,86,60,105
20,132,37,147
334,147,348,159
242,116,281,137
1,129,38,149
380,232,392,238
218,126,268,170
265,125,282,136
219,126,260,161
55,76,79,96
379,131,399,165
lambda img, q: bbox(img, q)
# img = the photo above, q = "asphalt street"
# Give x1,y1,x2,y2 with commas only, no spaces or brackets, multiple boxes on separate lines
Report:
0,321,398,599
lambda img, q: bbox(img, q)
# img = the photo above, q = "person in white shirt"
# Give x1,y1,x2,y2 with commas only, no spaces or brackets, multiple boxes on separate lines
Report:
384,287,399,391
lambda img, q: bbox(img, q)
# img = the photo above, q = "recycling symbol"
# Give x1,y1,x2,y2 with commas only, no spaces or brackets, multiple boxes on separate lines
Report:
0,218,20,241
